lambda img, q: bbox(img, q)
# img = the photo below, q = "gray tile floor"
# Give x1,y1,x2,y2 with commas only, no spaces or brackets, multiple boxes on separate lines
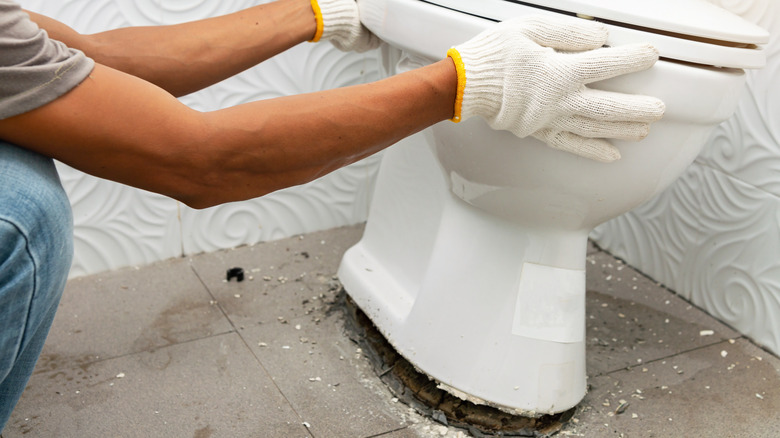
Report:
5,225,780,437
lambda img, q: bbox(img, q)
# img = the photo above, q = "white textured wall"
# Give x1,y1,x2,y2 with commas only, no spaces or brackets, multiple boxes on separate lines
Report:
16,0,382,278
592,0,780,355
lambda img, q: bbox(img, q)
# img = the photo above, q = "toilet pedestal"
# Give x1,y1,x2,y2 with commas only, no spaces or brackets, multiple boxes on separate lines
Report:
338,132,589,415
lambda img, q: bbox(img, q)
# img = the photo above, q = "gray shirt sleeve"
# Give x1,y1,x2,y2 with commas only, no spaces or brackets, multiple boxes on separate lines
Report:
0,0,95,120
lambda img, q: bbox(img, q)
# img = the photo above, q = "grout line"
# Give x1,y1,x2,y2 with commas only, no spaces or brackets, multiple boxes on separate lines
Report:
694,158,780,202
188,262,315,438
176,201,185,259
35,330,238,374
595,337,748,377
364,426,411,438
188,261,235,325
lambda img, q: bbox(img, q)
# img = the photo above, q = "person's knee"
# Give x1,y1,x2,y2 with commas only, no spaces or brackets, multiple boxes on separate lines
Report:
0,188,72,426
15,179,74,296
0,142,73,311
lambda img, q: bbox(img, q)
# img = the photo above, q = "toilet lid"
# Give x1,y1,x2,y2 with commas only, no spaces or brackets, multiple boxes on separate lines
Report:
427,0,768,44
390,0,769,68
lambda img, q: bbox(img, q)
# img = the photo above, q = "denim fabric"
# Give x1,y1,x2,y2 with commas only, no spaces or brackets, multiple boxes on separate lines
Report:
0,141,73,432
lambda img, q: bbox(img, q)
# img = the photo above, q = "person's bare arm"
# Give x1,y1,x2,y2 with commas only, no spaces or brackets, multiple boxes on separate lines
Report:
8,0,456,209
25,0,317,97
0,60,457,209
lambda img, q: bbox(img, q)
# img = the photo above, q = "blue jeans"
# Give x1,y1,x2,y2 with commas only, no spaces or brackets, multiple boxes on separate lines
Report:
0,141,73,432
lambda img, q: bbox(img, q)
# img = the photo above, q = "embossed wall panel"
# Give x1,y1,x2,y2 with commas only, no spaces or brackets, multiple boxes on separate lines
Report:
17,0,382,275
592,0,780,355
180,153,381,253
55,162,183,278
697,0,780,197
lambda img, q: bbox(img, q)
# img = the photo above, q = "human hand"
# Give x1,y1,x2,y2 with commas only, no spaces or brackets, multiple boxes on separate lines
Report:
310,0,380,53
448,15,665,162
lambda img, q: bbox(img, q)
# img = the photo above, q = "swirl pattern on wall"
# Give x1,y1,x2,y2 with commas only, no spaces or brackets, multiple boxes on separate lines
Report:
594,0,780,355
181,152,382,254
697,0,780,197
55,163,182,278
591,166,706,291
682,168,780,349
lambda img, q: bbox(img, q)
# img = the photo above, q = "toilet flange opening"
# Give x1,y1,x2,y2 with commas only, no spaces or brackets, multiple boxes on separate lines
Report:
340,290,576,437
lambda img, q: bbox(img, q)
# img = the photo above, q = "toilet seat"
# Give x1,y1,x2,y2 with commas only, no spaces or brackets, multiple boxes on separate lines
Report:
359,0,769,68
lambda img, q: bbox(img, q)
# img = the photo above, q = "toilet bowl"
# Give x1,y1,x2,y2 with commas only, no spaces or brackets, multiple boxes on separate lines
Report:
338,0,769,415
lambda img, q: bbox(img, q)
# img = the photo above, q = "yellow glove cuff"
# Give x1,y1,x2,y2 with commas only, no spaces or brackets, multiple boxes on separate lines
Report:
447,47,466,123
309,0,324,42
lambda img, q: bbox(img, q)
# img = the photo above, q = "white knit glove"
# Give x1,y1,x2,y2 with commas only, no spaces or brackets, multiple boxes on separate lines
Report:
448,15,665,162
309,0,380,53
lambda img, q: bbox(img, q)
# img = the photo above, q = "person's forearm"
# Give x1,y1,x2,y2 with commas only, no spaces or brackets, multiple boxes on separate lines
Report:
200,60,457,204
26,0,316,97
0,60,457,209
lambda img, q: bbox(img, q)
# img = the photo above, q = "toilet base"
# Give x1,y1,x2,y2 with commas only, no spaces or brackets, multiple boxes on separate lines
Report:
342,292,577,434
338,134,589,415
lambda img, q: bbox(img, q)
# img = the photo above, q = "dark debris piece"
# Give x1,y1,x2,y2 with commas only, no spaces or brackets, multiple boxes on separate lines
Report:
226,267,245,282
432,410,449,426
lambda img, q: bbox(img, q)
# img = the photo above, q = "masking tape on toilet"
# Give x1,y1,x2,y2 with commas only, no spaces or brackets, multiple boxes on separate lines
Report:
512,262,586,344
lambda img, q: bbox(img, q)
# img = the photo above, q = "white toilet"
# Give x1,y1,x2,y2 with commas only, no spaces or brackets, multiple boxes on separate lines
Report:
338,0,769,416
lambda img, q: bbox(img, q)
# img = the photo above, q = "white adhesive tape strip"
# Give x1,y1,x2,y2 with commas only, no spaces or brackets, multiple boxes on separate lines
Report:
512,262,586,344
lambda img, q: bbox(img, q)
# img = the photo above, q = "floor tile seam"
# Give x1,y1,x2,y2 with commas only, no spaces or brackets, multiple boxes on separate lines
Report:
592,337,747,377
31,328,317,438
37,330,240,374
749,338,780,362
587,247,678,297
188,261,221,303
188,261,247,334
186,260,325,332
364,426,411,438
199,261,318,420
188,257,344,364
230,309,314,433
